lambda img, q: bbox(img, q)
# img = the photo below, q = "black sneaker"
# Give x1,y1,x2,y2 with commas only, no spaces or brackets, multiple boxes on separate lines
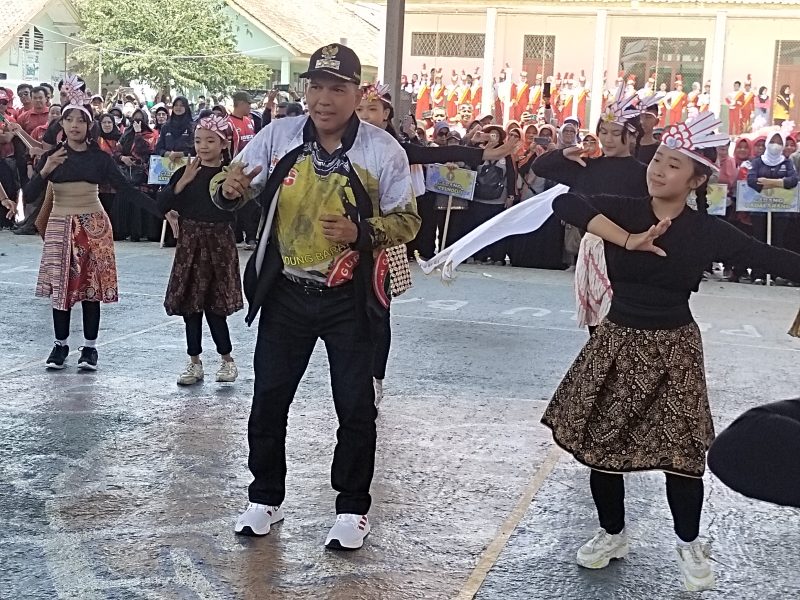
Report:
45,344,69,369
77,346,98,371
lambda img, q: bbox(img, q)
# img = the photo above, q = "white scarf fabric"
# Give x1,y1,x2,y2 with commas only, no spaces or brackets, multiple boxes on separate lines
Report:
417,184,569,280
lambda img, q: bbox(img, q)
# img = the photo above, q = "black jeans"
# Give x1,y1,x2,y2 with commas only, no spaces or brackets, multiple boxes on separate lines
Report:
53,302,101,341
235,202,260,243
372,309,391,380
407,192,437,259
590,469,704,542
709,399,800,508
183,311,232,356
248,278,377,514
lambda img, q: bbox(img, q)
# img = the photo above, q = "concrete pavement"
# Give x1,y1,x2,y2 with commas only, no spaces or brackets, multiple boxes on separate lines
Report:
1,232,799,599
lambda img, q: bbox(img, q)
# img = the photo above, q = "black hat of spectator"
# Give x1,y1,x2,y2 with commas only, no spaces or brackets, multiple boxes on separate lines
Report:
301,43,361,85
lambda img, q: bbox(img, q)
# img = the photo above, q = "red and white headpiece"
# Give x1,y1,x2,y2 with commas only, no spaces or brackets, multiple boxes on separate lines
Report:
61,74,92,120
601,85,640,131
660,112,729,172
197,114,231,140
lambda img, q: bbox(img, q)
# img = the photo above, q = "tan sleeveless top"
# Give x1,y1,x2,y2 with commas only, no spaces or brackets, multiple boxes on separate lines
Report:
50,181,103,216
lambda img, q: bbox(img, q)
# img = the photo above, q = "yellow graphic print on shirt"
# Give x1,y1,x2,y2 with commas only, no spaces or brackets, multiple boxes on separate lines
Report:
275,153,359,285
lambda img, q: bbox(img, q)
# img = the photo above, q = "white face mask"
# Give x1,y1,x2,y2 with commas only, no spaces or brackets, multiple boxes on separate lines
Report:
768,143,784,155
113,116,122,125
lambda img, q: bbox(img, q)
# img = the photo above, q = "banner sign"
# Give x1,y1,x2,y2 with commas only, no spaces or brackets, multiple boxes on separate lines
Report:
425,164,476,201
736,181,800,213
706,184,728,216
148,155,188,185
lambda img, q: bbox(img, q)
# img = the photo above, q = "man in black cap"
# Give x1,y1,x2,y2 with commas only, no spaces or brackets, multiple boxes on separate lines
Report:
213,44,420,550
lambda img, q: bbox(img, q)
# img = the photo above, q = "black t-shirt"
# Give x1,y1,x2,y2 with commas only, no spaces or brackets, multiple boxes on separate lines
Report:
532,150,649,196
553,192,800,329
636,143,659,165
157,164,234,223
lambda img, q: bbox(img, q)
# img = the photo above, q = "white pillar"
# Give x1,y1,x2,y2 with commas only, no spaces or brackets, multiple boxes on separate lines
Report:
281,56,291,85
482,7,497,117
589,10,607,127
709,11,727,119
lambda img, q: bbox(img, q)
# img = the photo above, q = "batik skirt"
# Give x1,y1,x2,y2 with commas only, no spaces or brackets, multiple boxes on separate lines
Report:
542,320,714,477
36,212,118,311
164,218,243,317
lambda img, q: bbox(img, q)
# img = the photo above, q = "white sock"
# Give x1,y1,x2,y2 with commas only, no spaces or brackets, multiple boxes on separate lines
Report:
677,535,697,547
55,338,68,347
83,339,97,348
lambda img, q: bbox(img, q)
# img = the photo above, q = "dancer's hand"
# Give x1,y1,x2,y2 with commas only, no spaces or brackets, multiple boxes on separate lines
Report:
483,139,519,161
320,214,358,244
175,157,201,194
563,145,586,167
40,147,67,177
221,162,263,200
625,218,671,256
1,197,16,220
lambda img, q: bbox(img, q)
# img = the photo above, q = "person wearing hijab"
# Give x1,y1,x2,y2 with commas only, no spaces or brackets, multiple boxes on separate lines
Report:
773,85,795,126
117,108,160,242
94,113,123,233
582,133,603,159
747,132,799,280
557,122,579,149
753,86,770,130
152,104,170,134
154,96,194,158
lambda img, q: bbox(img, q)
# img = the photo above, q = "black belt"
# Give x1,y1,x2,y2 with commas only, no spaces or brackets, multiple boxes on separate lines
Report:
282,273,353,295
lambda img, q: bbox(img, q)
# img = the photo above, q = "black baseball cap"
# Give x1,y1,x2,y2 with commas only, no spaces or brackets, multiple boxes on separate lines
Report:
300,43,361,84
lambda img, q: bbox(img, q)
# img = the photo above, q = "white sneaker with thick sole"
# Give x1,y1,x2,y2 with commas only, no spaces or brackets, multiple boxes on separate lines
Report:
177,361,204,385
234,502,284,536
216,359,238,383
374,378,383,407
576,528,630,569
325,514,370,550
676,541,715,592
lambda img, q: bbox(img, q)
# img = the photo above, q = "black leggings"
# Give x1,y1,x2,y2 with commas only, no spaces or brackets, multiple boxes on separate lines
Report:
372,309,391,380
590,469,704,542
708,399,800,508
184,311,232,357
53,302,101,341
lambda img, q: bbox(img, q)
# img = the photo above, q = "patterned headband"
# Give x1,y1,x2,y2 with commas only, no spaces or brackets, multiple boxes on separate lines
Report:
60,74,92,120
362,83,392,105
600,84,639,131
198,115,231,140
660,112,729,172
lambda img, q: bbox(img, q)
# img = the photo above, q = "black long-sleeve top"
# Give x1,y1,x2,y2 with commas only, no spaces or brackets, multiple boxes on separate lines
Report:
401,141,484,169
532,150,649,196
157,164,234,223
553,192,800,329
24,143,160,217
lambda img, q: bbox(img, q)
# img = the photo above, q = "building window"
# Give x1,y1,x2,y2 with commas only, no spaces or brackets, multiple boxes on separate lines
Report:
619,37,705,92
18,27,44,52
522,35,556,79
775,40,800,124
411,32,485,58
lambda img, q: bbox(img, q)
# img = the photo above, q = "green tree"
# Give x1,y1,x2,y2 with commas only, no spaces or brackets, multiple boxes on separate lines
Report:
72,0,270,95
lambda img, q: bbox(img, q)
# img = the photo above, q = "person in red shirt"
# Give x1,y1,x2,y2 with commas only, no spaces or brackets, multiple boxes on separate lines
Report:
228,91,256,155
228,91,258,249
17,86,50,135
0,90,17,158
12,84,33,119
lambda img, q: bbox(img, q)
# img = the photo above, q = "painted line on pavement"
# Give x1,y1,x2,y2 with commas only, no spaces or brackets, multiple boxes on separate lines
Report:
0,318,181,376
455,445,562,600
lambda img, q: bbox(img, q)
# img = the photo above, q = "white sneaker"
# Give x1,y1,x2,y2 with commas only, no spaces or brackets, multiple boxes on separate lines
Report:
234,502,284,536
374,378,383,407
216,359,238,383
576,528,629,569
325,514,370,550
177,360,204,385
676,540,715,592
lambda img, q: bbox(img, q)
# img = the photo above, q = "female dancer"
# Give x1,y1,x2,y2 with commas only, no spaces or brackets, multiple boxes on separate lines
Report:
157,115,242,385
542,112,800,592
23,80,157,370
532,87,648,332
355,84,515,403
